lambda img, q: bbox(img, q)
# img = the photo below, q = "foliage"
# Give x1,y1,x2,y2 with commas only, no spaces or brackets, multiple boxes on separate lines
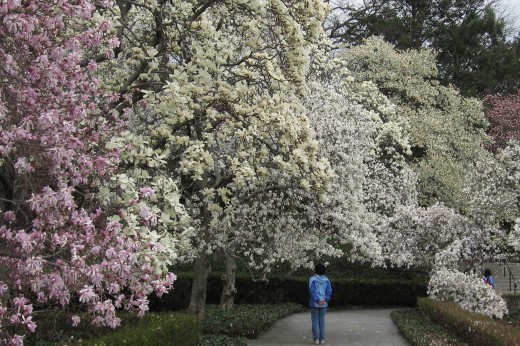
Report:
84,312,201,346
327,0,520,96
378,204,499,270
198,335,247,346
0,0,187,343
20,311,199,346
428,268,508,319
485,91,520,149
502,293,520,316
149,273,426,311
90,0,339,314
418,297,520,346
340,36,491,209
202,303,303,339
21,311,116,346
390,308,467,346
379,202,508,317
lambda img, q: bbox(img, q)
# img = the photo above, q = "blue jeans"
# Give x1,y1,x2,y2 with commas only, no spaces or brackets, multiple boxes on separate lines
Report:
310,307,327,341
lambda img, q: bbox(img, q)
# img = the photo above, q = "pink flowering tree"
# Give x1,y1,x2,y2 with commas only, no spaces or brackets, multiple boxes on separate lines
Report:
484,91,520,149
0,1,186,344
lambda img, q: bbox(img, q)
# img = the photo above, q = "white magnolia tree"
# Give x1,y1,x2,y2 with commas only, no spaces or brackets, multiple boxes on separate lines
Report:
89,0,337,315
212,37,419,308
378,202,508,317
337,37,512,317
429,268,508,318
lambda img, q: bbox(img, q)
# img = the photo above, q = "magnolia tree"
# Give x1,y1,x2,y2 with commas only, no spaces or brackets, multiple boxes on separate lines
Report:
208,39,414,307
86,0,336,315
461,151,519,225
495,142,520,252
484,91,520,149
379,203,508,317
428,268,508,318
340,36,491,210
0,0,190,343
226,53,389,286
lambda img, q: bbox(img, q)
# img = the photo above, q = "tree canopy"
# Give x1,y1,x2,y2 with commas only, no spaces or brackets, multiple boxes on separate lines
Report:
327,0,520,96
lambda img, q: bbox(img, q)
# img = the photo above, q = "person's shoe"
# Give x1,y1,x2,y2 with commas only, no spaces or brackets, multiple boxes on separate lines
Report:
320,340,325,344
313,340,319,345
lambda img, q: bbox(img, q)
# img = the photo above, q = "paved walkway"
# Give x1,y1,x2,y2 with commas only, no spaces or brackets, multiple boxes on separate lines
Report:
248,308,409,346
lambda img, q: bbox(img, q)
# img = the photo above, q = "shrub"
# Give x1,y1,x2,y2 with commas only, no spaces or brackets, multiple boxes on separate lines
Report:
84,312,201,346
22,311,119,345
418,297,520,346
428,268,508,318
502,293,520,315
150,273,427,311
202,303,304,339
390,308,466,346
198,335,247,346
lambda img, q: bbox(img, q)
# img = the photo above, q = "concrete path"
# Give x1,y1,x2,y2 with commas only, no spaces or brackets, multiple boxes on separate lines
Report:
248,308,409,346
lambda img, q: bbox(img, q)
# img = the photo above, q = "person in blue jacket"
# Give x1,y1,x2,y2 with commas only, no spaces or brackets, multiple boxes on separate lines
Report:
309,263,332,345
484,268,495,288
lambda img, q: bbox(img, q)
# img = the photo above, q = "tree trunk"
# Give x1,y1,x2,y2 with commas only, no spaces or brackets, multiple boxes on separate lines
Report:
188,253,211,316
220,245,237,309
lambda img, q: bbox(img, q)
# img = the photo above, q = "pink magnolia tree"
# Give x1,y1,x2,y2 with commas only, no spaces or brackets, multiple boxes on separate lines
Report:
0,1,184,344
484,91,520,149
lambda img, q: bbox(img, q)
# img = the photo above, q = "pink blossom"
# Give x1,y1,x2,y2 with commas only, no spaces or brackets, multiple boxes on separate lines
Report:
3,211,16,223
100,21,111,31
14,157,34,173
92,315,105,327
0,1,178,343
10,314,20,324
71,315,81,327
78,285,96,303
13,297,28,308
23,316,37,332
485,91,520,149
139,187,155,198
107,37,120,49
0,282,8,295
10,335,24,346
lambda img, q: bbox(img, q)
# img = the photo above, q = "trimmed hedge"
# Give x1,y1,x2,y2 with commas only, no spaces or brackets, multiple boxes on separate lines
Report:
203,303,304,339
198,335,247,346
418,297,520,346
391,308,466,346
84,312,201,346
503,293,520,315
150,273,426,311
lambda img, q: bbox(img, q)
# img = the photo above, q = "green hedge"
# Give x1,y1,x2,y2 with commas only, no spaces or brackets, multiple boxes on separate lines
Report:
391,308,466,346
84,312,201,346
150,273,426,311
418,297,520,346
203,303,304,339
198,335,247,346
502,293,520,315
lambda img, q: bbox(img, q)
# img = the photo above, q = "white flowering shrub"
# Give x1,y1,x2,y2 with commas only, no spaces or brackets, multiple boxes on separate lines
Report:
428,268,508,319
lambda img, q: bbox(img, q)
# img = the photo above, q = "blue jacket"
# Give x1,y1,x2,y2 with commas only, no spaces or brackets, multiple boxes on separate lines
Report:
309,275,332,308
484,275,495,288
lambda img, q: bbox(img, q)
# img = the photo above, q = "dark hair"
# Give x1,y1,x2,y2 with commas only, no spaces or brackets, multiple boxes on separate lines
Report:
484,268,492,277
315,263,326,275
